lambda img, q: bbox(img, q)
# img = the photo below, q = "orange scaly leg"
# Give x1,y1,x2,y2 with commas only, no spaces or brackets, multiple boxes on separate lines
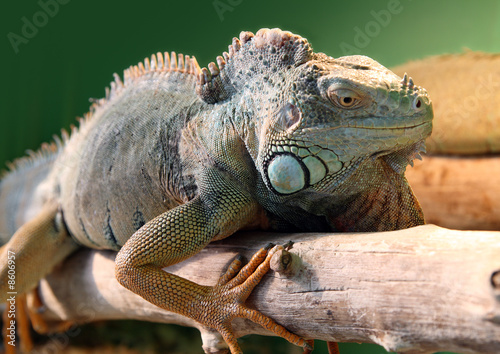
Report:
116,183,310,353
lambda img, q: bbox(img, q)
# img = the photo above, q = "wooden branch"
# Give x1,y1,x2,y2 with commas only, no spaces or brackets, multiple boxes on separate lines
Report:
34,225,500,354
406,156,500,231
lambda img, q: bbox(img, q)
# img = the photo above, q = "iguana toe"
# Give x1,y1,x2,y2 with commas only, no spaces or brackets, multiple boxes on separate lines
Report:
199,245,308,353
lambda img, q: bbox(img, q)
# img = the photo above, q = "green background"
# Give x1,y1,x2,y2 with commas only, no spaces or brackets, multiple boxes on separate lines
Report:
2,0,499,352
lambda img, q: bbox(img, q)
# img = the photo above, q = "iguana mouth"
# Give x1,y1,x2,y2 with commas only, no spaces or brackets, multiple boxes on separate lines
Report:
298,118,432,134
351,121,431,130
348,118,432,130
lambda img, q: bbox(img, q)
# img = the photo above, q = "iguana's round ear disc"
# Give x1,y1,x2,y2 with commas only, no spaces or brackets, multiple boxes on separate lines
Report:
267,154,306,194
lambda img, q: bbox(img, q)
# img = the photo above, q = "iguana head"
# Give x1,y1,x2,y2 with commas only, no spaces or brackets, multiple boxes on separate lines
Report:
197,28,432,196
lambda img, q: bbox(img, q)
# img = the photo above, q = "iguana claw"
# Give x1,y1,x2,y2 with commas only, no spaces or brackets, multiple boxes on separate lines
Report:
201,245,308,353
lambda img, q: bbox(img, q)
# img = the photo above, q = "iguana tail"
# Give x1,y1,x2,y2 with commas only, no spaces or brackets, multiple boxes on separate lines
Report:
0,200,79,297
0,140,61,245
0,137,80,297
0,139,79,350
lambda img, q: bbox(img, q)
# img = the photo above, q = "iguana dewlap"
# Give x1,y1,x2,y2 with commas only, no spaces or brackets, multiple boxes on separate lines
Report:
0,28,432,353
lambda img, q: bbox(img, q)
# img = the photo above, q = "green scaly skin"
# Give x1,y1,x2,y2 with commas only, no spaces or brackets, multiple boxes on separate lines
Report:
0,28,433,353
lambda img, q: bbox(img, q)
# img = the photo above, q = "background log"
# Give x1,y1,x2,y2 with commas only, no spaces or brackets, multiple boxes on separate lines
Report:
406,156,500,231
391,52,500,155
35,225,500,354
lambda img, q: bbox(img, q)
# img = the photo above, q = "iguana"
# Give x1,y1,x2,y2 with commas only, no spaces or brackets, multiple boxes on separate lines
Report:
0,28,432,353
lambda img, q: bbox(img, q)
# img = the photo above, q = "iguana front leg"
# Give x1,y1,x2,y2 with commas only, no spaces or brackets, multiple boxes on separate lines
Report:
115,174,307,353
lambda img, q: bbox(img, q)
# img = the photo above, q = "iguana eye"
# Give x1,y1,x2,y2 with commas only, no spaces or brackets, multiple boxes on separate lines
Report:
328,88,362,109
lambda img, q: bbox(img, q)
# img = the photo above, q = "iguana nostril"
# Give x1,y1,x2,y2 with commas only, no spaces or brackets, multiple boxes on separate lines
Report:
413,97,423,110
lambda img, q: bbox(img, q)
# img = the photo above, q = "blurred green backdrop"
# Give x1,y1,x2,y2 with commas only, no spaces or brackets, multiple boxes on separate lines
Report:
1,0,499,353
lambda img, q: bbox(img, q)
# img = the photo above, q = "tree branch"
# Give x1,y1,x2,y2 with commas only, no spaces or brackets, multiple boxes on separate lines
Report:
35,225,500,354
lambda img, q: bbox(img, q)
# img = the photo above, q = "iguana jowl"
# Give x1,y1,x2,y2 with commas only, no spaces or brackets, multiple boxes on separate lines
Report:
0,28,432,353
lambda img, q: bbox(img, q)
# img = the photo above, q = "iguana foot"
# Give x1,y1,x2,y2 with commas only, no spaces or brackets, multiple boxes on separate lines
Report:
303,340,340,354
199,244,309,354
304,339,314,354
327,341,340,354
27,286,74,334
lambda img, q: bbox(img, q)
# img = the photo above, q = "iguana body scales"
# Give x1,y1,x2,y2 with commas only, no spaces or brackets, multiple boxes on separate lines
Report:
0,28,432,353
